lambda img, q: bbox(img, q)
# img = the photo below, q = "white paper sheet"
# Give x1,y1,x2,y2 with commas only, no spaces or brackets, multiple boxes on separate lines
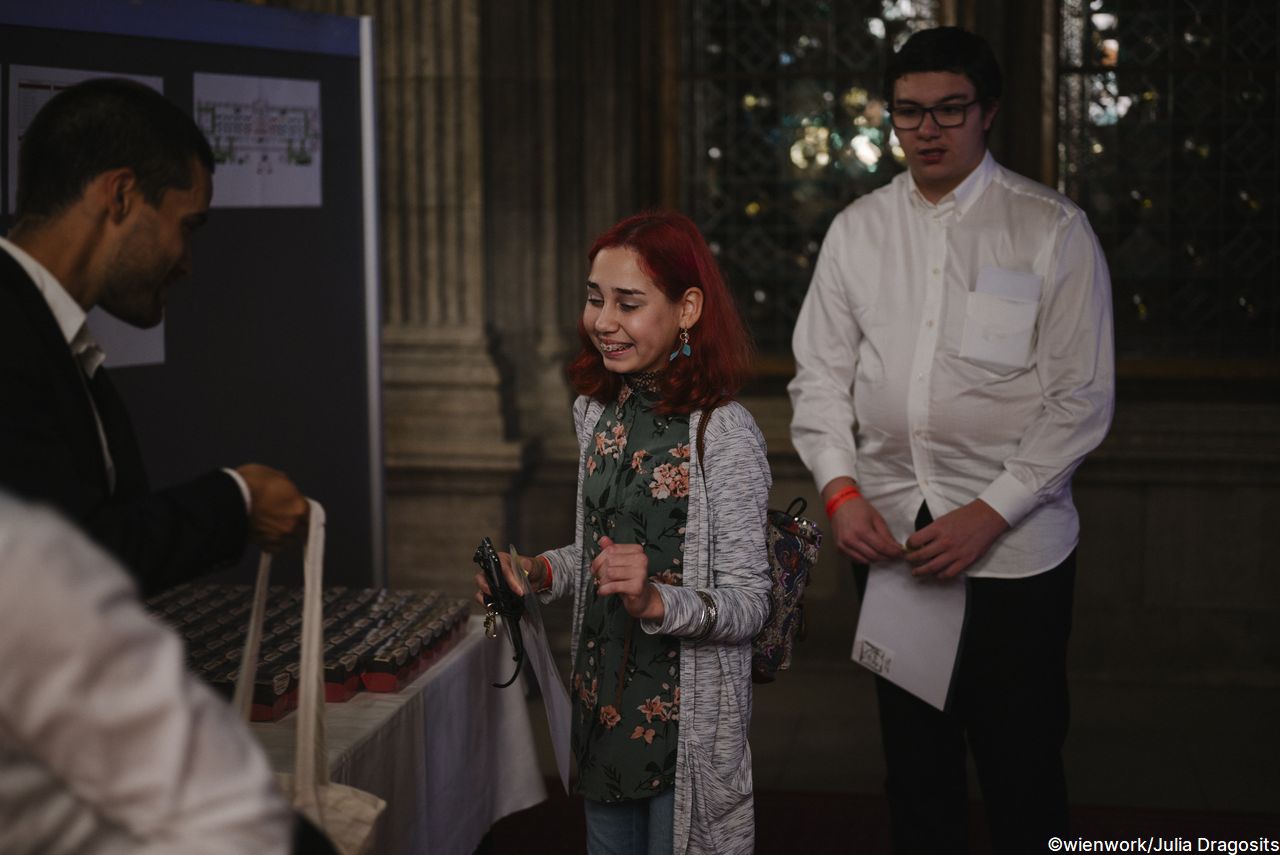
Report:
975,265,1043,302
511,546,572,794
192,72,322,208
86,308,165,368
7,65,164,214
852,561,967,710
8,66,167,367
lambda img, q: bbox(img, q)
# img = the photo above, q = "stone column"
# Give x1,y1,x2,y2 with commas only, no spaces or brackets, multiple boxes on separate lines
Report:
480,1,677,555
262,0,672,598
274,0,523,597
482,0,578,467
378,0,524,597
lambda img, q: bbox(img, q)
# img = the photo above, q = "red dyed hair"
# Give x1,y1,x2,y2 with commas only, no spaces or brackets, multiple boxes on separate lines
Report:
567,210,753,415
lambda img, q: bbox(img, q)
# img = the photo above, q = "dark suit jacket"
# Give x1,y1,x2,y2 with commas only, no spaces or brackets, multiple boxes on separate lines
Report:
0,248,247,595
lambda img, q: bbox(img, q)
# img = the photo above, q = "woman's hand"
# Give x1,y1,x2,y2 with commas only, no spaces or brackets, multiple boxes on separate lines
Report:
473,550,543,606
593,536,665,620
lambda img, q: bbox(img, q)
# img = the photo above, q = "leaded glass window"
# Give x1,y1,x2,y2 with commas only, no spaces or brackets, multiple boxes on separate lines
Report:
682,0,940,357
1059,0,1279,358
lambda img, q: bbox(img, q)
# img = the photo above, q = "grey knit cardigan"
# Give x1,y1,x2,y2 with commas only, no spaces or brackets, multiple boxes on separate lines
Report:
542,395,772,855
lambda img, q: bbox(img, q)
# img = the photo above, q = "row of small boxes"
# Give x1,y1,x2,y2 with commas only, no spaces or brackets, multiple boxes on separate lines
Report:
147,584,470,721
321,588,470,698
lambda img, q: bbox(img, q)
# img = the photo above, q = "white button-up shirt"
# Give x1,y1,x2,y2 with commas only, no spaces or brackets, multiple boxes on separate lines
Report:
0,494,291,854
788,152,1114,578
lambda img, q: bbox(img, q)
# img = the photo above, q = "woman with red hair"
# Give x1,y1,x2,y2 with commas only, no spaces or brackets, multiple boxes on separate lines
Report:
480,210,771,854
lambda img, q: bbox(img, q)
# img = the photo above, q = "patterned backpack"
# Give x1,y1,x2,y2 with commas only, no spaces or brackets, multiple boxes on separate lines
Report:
753,498,822,683
695,409,823,682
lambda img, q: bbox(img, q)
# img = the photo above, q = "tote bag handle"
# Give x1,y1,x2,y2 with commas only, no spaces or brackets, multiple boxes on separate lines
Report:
233,499,330,796
233,500,385,854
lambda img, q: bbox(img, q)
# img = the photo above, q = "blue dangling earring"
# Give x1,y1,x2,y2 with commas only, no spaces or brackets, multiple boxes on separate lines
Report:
668,327,692,362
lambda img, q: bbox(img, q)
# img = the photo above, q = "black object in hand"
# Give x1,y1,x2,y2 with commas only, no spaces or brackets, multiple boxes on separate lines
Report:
473,537,526,688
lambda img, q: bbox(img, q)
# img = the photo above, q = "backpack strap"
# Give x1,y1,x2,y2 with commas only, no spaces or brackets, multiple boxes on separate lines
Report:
695,404,716,477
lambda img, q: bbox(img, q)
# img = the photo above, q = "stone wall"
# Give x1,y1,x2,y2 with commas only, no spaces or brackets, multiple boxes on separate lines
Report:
260,0,1280,687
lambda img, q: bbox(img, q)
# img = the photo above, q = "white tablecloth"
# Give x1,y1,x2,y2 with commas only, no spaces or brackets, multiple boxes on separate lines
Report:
252,616,547,854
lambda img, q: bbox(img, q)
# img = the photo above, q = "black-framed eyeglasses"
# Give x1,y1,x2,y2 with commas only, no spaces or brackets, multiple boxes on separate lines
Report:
889,100,981,131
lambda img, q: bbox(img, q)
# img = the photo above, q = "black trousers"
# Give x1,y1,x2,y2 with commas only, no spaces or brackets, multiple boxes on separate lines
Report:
855,503,1075,855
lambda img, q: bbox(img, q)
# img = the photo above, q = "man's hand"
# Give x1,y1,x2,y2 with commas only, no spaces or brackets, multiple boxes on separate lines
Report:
234,464,308,552
593,536,664,620
827,483,904,564
904,499,1009,579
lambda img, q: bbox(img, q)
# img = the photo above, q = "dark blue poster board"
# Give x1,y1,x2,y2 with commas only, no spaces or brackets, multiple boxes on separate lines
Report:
0,0,384,586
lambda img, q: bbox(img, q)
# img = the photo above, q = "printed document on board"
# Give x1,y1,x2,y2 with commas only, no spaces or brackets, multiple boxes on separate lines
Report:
9,66,167,368
852,561,967,711
193,72,322,207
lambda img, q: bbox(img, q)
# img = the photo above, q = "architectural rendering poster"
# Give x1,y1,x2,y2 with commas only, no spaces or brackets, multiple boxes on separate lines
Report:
193,72,322,208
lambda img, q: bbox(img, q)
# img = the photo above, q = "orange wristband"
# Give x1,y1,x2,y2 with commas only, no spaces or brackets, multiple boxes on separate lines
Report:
824,485,862,518
536,555,553,592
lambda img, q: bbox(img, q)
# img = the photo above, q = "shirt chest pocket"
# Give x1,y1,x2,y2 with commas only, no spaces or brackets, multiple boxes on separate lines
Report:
958,267,1042,372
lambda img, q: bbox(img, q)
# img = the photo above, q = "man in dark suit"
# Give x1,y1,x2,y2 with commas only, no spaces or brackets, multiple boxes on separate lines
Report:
0,77,308,595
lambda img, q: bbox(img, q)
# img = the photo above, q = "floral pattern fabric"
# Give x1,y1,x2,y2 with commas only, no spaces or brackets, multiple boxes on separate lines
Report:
572,380,688,803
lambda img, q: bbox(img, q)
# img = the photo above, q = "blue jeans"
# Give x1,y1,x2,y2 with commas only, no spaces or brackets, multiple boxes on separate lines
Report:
583,787,675,855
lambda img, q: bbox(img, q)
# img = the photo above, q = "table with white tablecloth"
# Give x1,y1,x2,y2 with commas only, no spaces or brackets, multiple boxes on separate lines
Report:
252,616,547,855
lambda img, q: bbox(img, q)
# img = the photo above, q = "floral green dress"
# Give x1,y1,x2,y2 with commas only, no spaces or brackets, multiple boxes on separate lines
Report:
572,376,689,803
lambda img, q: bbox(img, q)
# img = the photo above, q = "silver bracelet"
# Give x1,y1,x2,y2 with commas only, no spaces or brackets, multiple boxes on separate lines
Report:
691,599,710,639
693,589,718,641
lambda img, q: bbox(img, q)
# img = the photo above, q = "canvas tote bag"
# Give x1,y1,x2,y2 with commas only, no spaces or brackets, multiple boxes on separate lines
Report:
234,499,386,855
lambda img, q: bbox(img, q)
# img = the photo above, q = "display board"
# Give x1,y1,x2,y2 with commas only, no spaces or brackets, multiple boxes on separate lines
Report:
0,0,384,586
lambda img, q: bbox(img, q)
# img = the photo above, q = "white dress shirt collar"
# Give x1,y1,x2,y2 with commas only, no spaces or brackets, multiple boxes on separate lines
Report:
0,236,84,344
907,149,996,220
0,236,106,377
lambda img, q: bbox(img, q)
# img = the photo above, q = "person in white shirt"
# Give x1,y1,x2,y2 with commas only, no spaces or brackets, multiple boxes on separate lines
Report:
0,490,294,855
788,27,1114,854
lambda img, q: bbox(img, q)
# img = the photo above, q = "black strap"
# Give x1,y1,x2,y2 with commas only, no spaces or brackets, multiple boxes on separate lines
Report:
473,538,526,688
695,404,716,477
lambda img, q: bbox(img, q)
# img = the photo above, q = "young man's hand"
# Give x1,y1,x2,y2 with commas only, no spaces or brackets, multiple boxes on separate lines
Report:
904,500,1009,579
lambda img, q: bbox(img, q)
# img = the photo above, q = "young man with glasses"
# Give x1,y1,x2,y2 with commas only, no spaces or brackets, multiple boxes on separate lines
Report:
788,27,1114,854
